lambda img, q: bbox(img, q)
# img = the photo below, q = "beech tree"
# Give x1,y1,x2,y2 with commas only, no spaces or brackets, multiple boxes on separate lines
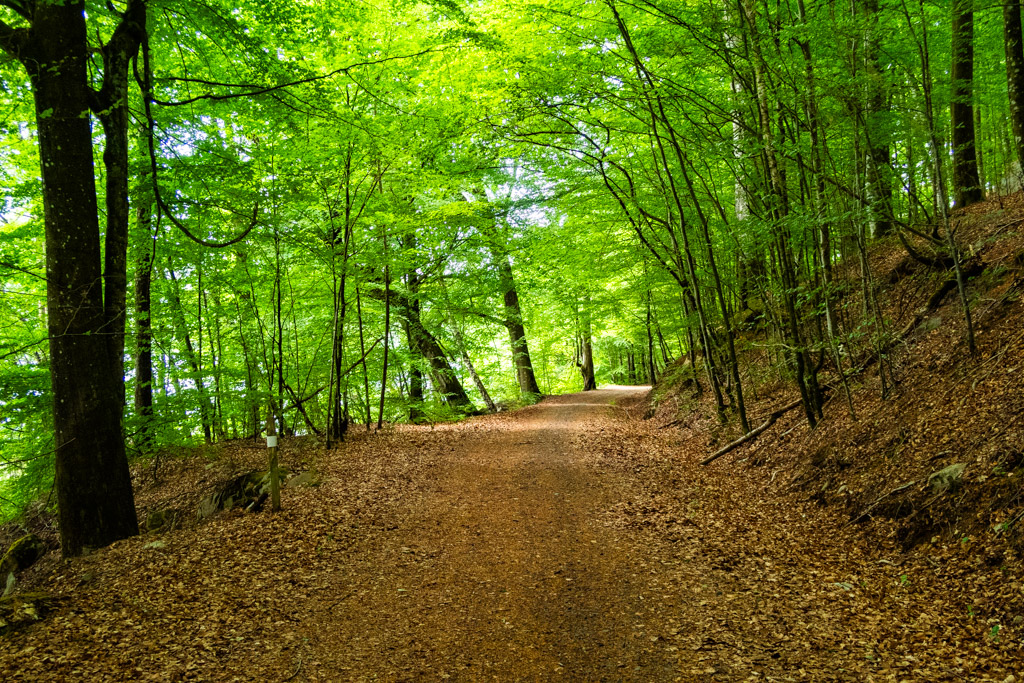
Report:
0,0,144,556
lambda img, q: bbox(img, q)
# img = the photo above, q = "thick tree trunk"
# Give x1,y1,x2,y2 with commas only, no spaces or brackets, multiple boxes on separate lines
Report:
951,0,984,206
1004,1,1024,174
5,2,139,557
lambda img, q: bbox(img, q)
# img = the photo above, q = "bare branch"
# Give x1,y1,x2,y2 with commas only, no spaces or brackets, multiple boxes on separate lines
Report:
152,47,443,107
0,261,48,283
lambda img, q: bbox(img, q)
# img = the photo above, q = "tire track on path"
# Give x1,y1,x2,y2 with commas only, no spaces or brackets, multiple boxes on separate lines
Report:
313,388,671,681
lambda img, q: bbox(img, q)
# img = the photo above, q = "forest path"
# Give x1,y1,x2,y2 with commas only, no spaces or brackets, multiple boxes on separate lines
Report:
311,387,673,680
6,386,996,681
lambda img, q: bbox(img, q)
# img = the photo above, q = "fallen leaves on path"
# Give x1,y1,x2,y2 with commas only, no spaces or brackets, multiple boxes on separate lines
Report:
1,388,1021,681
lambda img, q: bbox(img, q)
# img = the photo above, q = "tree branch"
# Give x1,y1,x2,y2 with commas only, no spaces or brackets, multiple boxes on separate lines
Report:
152,48,443,106
0,16,29,59
0,261,48,283
0,0,31,21
700,399,803,466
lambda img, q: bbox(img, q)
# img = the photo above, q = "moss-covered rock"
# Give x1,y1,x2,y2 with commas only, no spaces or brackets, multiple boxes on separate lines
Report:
286,469,321,489
144,508,179,533
197,468,289,519
928,463,967,494
0,534,46,577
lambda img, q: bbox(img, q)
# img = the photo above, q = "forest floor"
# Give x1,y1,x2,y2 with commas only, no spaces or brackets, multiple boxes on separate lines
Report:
2,386,1021,681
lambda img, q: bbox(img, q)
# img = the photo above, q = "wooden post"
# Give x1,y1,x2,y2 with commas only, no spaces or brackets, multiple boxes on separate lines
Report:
266,410,281,512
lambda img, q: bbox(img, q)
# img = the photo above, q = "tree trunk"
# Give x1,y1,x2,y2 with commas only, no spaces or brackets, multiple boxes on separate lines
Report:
0,2,139,557
1005,1,1024,175
580,301,597,391
403,235,425,423
355,288,372,429
231,286,261,441
378,257,391,429
133,187,156,451
396,294,474,412
167,266,214,443
951,0,984,206
741,0,819,428
862,0,894,237
95,2,146,400
453,329,497,413
479,209,542,398
645,291,658,384
500,267,542,397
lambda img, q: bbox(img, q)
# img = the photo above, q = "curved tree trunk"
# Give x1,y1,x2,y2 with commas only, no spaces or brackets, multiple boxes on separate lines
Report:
399,299,474,413
500,267,542,397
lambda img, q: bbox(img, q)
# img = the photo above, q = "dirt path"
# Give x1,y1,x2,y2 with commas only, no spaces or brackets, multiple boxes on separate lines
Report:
311,388,670,680
3,387,1020,681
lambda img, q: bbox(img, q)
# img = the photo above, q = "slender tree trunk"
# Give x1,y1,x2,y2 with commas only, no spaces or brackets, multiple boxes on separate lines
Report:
861,0,894,237
328,226,352,441
480,212,541,397
914,0,979,354
233,295,260,441
209,291,226,439
403,234,424,423
645,291,658,384
741,0,819,428
266,410,281,512
133,171,156,451
356,287,372,429
951,0,984,206
609,2,726,416
377,256,391,429
453,326,496,413
167,265,214,443
580,298,597,391
500,270,542,397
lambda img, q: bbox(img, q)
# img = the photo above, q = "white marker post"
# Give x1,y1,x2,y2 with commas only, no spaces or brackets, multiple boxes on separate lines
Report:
266,411,281,511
